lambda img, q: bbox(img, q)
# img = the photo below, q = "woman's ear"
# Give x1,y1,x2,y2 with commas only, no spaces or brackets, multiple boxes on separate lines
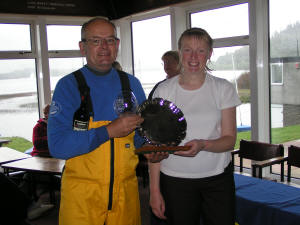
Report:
208,49,213,60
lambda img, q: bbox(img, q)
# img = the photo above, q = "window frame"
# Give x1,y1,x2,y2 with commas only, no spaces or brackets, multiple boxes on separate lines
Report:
270,62,283,85
0,14,91,116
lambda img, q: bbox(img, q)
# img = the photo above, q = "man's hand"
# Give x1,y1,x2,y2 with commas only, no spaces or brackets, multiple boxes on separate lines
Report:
144,151,169,163
107,114,143,138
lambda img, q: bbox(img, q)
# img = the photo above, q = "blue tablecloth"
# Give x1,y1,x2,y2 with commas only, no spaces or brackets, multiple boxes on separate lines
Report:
237,125,251,132
235,174,300,225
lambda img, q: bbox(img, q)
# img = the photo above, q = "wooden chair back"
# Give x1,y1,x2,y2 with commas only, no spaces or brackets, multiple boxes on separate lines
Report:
239,139,284,161
238,139,286,181
287,145,300,182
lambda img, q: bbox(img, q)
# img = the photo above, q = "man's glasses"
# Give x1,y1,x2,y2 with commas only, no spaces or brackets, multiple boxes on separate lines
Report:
82,37,119,46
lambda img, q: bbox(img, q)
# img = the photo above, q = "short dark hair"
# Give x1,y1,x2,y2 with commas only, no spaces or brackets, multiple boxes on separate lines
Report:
161,51,179,63
81,17,117,40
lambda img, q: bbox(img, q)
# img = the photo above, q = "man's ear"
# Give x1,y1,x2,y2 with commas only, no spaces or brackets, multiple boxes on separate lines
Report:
116,39,120,52
79,41,86,56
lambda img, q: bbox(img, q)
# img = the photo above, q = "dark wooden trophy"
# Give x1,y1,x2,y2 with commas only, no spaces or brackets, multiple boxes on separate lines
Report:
135,98,190,154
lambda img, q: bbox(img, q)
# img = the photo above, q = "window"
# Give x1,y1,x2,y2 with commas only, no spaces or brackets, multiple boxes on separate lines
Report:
49,58,85,91
0,24,31,51
191,3,249,39
0,23,38,141
0,17,89,143
47,25,82,51
47,24,85,91
269,0,300,180
270,63,283,85
132,15,171,97
190,3,251,170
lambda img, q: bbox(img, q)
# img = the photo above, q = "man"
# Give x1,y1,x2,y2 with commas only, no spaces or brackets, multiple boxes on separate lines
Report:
148,50,180,100
48,17,146,225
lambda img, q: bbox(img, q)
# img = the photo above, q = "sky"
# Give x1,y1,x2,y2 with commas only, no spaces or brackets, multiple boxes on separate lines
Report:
269,0,300,34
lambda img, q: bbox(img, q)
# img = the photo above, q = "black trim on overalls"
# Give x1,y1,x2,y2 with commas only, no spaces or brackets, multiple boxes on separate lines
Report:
73,70,94,118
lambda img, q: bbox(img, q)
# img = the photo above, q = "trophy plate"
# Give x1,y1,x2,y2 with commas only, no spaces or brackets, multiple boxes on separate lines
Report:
135,98,188,154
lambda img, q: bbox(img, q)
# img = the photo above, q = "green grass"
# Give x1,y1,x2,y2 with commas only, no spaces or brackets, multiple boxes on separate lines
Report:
2,136,33,152
271,124,300,144
235,124,300,149
2,124,300,152
235,131,251,149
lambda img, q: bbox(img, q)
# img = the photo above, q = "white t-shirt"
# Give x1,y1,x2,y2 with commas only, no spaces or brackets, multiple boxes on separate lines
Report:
153,73,241,178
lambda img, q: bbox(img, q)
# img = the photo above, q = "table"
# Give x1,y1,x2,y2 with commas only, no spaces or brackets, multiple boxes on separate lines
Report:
1,157,65,203
0,147,31,165
1,157,65,175
235,173,300,225
0,139,11,147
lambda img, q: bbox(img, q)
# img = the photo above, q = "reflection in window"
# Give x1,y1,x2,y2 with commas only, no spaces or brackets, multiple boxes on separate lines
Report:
191,3,249,39
132,15,171,96
0,24,31,51
0,59,38,140
47,25,81,50
270,63,283,84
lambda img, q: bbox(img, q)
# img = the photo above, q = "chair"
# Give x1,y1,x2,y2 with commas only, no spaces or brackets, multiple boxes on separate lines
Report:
236,139,287,182
287,145,300,182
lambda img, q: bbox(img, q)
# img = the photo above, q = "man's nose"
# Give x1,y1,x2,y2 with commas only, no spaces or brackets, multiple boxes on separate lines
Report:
99,39,109,48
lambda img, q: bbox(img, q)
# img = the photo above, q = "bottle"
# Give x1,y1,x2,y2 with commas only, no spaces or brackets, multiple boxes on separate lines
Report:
73,101,89,131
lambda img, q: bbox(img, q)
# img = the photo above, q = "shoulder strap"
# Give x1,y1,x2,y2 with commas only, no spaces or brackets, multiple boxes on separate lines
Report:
117,70,132,93
73,70,94,117
117,70,133,112
73,69,132,116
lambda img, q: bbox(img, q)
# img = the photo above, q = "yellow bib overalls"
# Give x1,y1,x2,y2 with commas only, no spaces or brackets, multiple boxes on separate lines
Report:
59,119,141,225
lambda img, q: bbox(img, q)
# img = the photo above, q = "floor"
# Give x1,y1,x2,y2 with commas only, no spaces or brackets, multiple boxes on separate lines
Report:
25,140,300,225
26,177,151,225
27,168,300,225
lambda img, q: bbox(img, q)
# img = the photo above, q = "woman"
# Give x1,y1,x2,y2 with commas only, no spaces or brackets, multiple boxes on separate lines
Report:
148,28,241,225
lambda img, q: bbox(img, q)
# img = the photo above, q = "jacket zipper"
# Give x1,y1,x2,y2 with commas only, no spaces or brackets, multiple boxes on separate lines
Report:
108,138,115,210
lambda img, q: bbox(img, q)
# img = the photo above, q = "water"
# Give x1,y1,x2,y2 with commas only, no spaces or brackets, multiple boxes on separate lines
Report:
0,102,282,141
0,76,283,141
0,95,39,140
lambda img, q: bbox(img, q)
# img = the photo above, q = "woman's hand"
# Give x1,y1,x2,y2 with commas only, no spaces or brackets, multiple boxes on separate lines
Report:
174,139,206,156
150,189,167,219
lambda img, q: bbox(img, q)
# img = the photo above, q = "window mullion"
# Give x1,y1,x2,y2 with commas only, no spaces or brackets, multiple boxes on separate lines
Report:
34,18,51,114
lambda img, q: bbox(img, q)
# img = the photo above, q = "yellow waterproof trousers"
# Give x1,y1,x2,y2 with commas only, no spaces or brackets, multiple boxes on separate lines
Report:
59,120,141,225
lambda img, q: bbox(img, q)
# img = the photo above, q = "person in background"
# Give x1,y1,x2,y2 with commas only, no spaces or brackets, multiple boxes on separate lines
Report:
147,50,180,225
112,60,123,71
148,50,180,100
48,17,146,225
31,104,51,157
20,104,59,201
148,28,241,225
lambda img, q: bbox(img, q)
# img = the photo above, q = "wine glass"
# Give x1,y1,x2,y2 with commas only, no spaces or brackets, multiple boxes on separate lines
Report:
113,91,138,116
